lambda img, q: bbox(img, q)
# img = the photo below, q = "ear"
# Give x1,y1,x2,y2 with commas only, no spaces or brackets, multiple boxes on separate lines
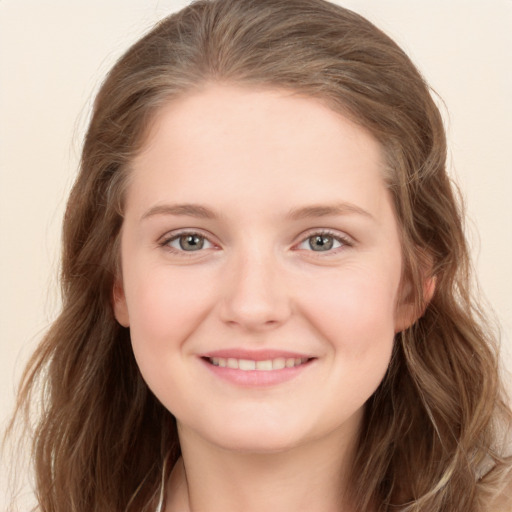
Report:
112,277,130,327
394,274,436,333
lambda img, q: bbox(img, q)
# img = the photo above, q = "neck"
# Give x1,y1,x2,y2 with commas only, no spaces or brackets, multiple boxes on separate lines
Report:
165,423,361,512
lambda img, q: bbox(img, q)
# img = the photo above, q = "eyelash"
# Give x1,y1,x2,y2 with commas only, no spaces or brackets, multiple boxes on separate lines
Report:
158,229,353,256
158,230,217,257
296,229,353,254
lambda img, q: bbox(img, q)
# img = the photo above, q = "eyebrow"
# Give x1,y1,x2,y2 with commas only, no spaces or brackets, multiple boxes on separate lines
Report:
140,202,374,222
285,203,374,221
141,203,218,221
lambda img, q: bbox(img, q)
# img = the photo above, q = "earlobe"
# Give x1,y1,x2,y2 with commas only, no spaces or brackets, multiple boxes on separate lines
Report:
394,275,436,333
423,275,436,304
112,278,130,327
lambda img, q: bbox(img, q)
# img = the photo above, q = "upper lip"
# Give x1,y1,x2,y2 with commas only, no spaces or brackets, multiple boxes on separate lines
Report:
200,349,315,361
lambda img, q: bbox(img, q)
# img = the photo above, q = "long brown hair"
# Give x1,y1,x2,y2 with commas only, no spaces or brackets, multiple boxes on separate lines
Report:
6,0,511,510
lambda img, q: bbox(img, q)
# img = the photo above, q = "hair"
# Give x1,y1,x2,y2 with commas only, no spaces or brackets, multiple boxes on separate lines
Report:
5,0,511,511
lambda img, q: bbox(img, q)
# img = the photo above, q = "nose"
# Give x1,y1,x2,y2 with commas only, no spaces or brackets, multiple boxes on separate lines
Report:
219,248,292,332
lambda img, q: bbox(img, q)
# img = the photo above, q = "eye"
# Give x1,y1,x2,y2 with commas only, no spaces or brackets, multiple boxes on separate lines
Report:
296,231,349,252
164,232,214,252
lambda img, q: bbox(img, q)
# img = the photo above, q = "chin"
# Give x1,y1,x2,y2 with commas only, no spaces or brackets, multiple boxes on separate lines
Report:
214,433,301,454
197,417,308,454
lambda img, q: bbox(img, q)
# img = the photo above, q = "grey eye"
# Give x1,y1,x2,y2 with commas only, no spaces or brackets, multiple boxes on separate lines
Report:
180,234,204,251
308,235,335,251
168,233,212,251
297,233,344,252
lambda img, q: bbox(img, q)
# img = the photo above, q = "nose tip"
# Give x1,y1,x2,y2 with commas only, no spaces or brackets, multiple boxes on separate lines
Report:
218,255,292,331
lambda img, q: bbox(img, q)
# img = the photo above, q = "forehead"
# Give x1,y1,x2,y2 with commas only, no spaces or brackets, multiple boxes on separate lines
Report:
127,84,391,221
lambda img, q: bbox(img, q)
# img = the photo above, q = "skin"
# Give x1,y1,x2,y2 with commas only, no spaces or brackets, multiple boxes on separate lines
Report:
113,84,418,512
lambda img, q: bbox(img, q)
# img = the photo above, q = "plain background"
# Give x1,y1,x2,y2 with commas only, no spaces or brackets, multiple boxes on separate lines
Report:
1,0,511,507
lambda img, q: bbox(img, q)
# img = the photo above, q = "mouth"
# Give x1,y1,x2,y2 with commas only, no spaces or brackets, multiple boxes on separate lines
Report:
204,356,312,371
199,349,316,386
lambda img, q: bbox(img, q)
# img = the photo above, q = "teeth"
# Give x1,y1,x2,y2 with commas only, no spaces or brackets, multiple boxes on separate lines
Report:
273,357,286,370
239,359,256,370
256,360,273,370
210,357,308,371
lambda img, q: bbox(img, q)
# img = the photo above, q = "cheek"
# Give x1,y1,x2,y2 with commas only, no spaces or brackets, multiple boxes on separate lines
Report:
256,264,398,434
124,264,216,365
306,270,398,408
297,263,399,395
301,265,399,345
124,265,221,417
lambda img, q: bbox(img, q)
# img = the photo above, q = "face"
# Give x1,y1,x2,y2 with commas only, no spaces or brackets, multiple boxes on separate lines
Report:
114,84,414,454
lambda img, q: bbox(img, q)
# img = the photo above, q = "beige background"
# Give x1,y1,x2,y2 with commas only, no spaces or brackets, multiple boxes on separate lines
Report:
1,0,511,507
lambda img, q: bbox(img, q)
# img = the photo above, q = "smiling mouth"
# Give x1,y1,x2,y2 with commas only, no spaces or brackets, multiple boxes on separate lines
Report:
205,356,311,371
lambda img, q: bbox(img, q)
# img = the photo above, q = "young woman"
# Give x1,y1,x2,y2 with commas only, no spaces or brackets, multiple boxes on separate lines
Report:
7,0,512,510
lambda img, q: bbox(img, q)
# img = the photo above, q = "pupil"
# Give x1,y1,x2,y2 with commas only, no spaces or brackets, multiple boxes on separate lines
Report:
310,235,333,251
180,234,204,251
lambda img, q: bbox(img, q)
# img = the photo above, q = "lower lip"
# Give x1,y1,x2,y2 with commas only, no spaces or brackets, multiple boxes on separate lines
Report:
200,358,314,387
